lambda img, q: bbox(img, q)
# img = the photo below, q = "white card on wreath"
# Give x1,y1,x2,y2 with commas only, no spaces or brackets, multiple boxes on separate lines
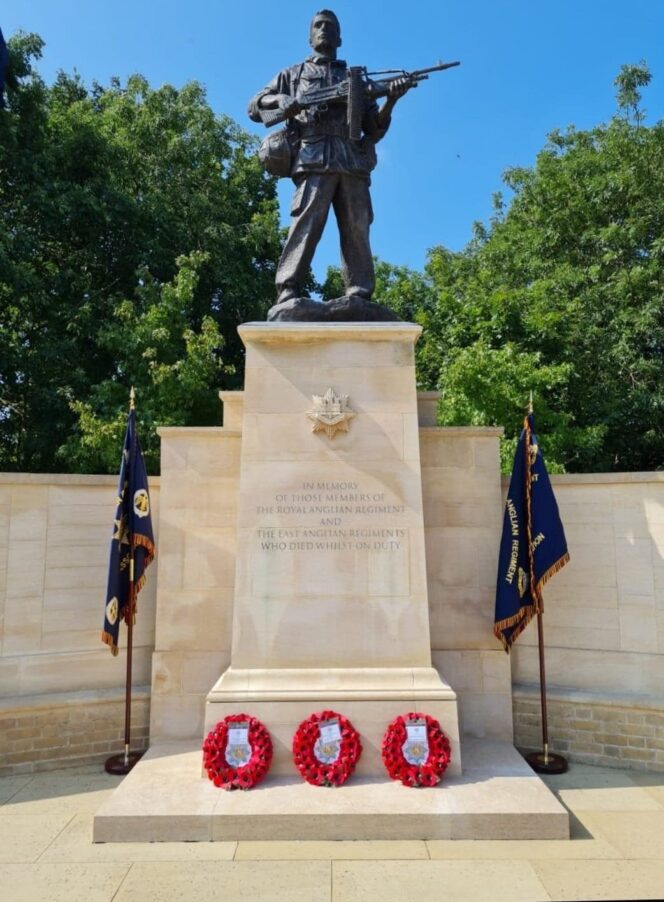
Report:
225,722,251,766
228,725,249,746
405,723,427,743
319,720,342,744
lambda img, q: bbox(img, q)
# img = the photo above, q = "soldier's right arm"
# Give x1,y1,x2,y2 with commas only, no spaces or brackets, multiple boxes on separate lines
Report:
248,67,299,123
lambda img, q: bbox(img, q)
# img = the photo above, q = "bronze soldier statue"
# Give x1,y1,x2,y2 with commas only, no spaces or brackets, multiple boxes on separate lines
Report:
249,10,458,321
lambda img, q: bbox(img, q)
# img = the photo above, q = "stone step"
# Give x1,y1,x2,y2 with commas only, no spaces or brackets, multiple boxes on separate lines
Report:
93,738,569,843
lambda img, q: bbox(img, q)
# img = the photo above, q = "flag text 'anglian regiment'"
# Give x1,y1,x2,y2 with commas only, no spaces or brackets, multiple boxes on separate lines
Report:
494,413,569,651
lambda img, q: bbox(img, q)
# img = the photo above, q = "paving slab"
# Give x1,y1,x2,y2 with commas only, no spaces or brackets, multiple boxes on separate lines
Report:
94,738,569,842
113,860,332,902
3,770,122,815
532,858,664,901
331,859,550,902
578,810,664,858
0,812,73,863
40,814,238,862
554,784,662,812
624,771,664,807
235,840,429,860
541,763,644,790
0,774,34,805
426,835,621,859
0,861,130,902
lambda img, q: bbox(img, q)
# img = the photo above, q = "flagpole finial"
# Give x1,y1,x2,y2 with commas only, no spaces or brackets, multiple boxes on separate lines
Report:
129,387,135,411
528,391,534,415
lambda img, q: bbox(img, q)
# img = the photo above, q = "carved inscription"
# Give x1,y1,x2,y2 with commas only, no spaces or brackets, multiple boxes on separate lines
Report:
256,480,406,552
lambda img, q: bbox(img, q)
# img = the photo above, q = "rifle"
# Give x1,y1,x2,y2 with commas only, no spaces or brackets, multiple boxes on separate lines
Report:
259,60,460,141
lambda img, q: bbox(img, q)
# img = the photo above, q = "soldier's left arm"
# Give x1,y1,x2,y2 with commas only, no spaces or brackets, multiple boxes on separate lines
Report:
364,77,413,141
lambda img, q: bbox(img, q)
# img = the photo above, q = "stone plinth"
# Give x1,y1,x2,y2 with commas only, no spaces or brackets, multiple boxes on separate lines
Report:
206,323,461,775
93,738,569,842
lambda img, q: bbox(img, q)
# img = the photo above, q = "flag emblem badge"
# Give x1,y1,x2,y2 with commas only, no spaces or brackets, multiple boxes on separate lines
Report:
133,489,150,518
105,597,119,625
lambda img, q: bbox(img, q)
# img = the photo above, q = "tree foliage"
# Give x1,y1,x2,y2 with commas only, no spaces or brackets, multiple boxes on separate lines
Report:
0,32,281,472
416,63,664,472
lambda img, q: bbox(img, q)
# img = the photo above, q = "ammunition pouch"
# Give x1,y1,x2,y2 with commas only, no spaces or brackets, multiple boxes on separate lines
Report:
258,127,299,179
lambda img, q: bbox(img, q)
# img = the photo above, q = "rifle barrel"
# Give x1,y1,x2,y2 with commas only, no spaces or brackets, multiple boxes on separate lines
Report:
416,61,461,75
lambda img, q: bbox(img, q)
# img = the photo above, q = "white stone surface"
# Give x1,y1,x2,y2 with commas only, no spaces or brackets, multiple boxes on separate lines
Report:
207,323,463,773
93,739,568,842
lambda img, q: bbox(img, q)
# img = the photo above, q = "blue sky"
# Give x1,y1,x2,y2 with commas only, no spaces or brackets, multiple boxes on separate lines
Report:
5,1,664,286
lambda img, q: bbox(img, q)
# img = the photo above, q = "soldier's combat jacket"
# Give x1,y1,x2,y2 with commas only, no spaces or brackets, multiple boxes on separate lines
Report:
248,55,392,179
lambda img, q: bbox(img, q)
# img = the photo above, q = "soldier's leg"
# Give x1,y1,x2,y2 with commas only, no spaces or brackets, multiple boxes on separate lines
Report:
332,175,375,299
276,174,338,303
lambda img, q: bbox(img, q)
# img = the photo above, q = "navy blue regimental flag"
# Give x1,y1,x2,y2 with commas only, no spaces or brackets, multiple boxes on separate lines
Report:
0,28,9,109
494,413,569,651
102,408,155,656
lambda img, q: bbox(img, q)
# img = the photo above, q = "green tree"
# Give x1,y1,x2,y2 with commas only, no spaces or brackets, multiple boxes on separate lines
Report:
0,33,281,473
420,63,664,472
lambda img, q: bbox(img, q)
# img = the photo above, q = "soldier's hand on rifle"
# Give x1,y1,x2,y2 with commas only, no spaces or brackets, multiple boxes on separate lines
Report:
259,93,301,117
388,76,415,99
278,95,301,118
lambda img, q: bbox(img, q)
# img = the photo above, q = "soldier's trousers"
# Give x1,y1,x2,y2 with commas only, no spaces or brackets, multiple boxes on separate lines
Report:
276,172,374,302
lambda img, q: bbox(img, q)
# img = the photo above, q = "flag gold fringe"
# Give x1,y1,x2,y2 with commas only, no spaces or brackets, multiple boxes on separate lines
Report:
493,604,536,652
132,533,155,567
535,552,570,596
494,551,570,653
101,630,119,656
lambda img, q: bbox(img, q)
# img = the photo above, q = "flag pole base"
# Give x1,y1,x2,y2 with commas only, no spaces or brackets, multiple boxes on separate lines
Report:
104,750,146,776
524,750,568,775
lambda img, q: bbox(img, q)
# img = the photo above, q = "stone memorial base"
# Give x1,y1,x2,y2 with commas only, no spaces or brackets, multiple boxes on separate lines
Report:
205,666,461,777
93,738,569,842
104,320,563,844
204,322,464,780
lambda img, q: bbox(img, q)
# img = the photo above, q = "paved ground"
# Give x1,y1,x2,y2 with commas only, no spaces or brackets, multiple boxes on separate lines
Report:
1,760,664,901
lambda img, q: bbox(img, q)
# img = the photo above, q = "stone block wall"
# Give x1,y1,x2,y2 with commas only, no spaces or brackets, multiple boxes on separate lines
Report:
0,474,159,774
420,427,512,740
2,428,664,773
0,689,150,776
513,687,664,772
512,472,664,769
149,427,239,742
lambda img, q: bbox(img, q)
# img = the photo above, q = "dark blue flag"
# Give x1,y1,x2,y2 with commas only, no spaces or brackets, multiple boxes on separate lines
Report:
0,28,9,109
102,408,155,656
494,412,569,651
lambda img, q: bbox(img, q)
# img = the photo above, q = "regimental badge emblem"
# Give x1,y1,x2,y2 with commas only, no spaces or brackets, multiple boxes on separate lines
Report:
105,596,119,626
306,388,356,439
314,718,342,764
224,721,252,767
133,489,150,518
402,718,429,766
518,566,529,598
113,510,130,545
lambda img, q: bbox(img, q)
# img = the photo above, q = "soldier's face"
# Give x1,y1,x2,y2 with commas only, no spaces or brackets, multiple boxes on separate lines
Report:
309,14,341,54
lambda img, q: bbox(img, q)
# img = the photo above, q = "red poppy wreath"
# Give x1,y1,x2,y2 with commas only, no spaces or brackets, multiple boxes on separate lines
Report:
292,710,362,786
382,713,452,787
202,714,272,790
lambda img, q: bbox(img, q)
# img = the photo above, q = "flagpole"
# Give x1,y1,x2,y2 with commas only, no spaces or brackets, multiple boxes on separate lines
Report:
105,387,145,776
524,392,568,775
